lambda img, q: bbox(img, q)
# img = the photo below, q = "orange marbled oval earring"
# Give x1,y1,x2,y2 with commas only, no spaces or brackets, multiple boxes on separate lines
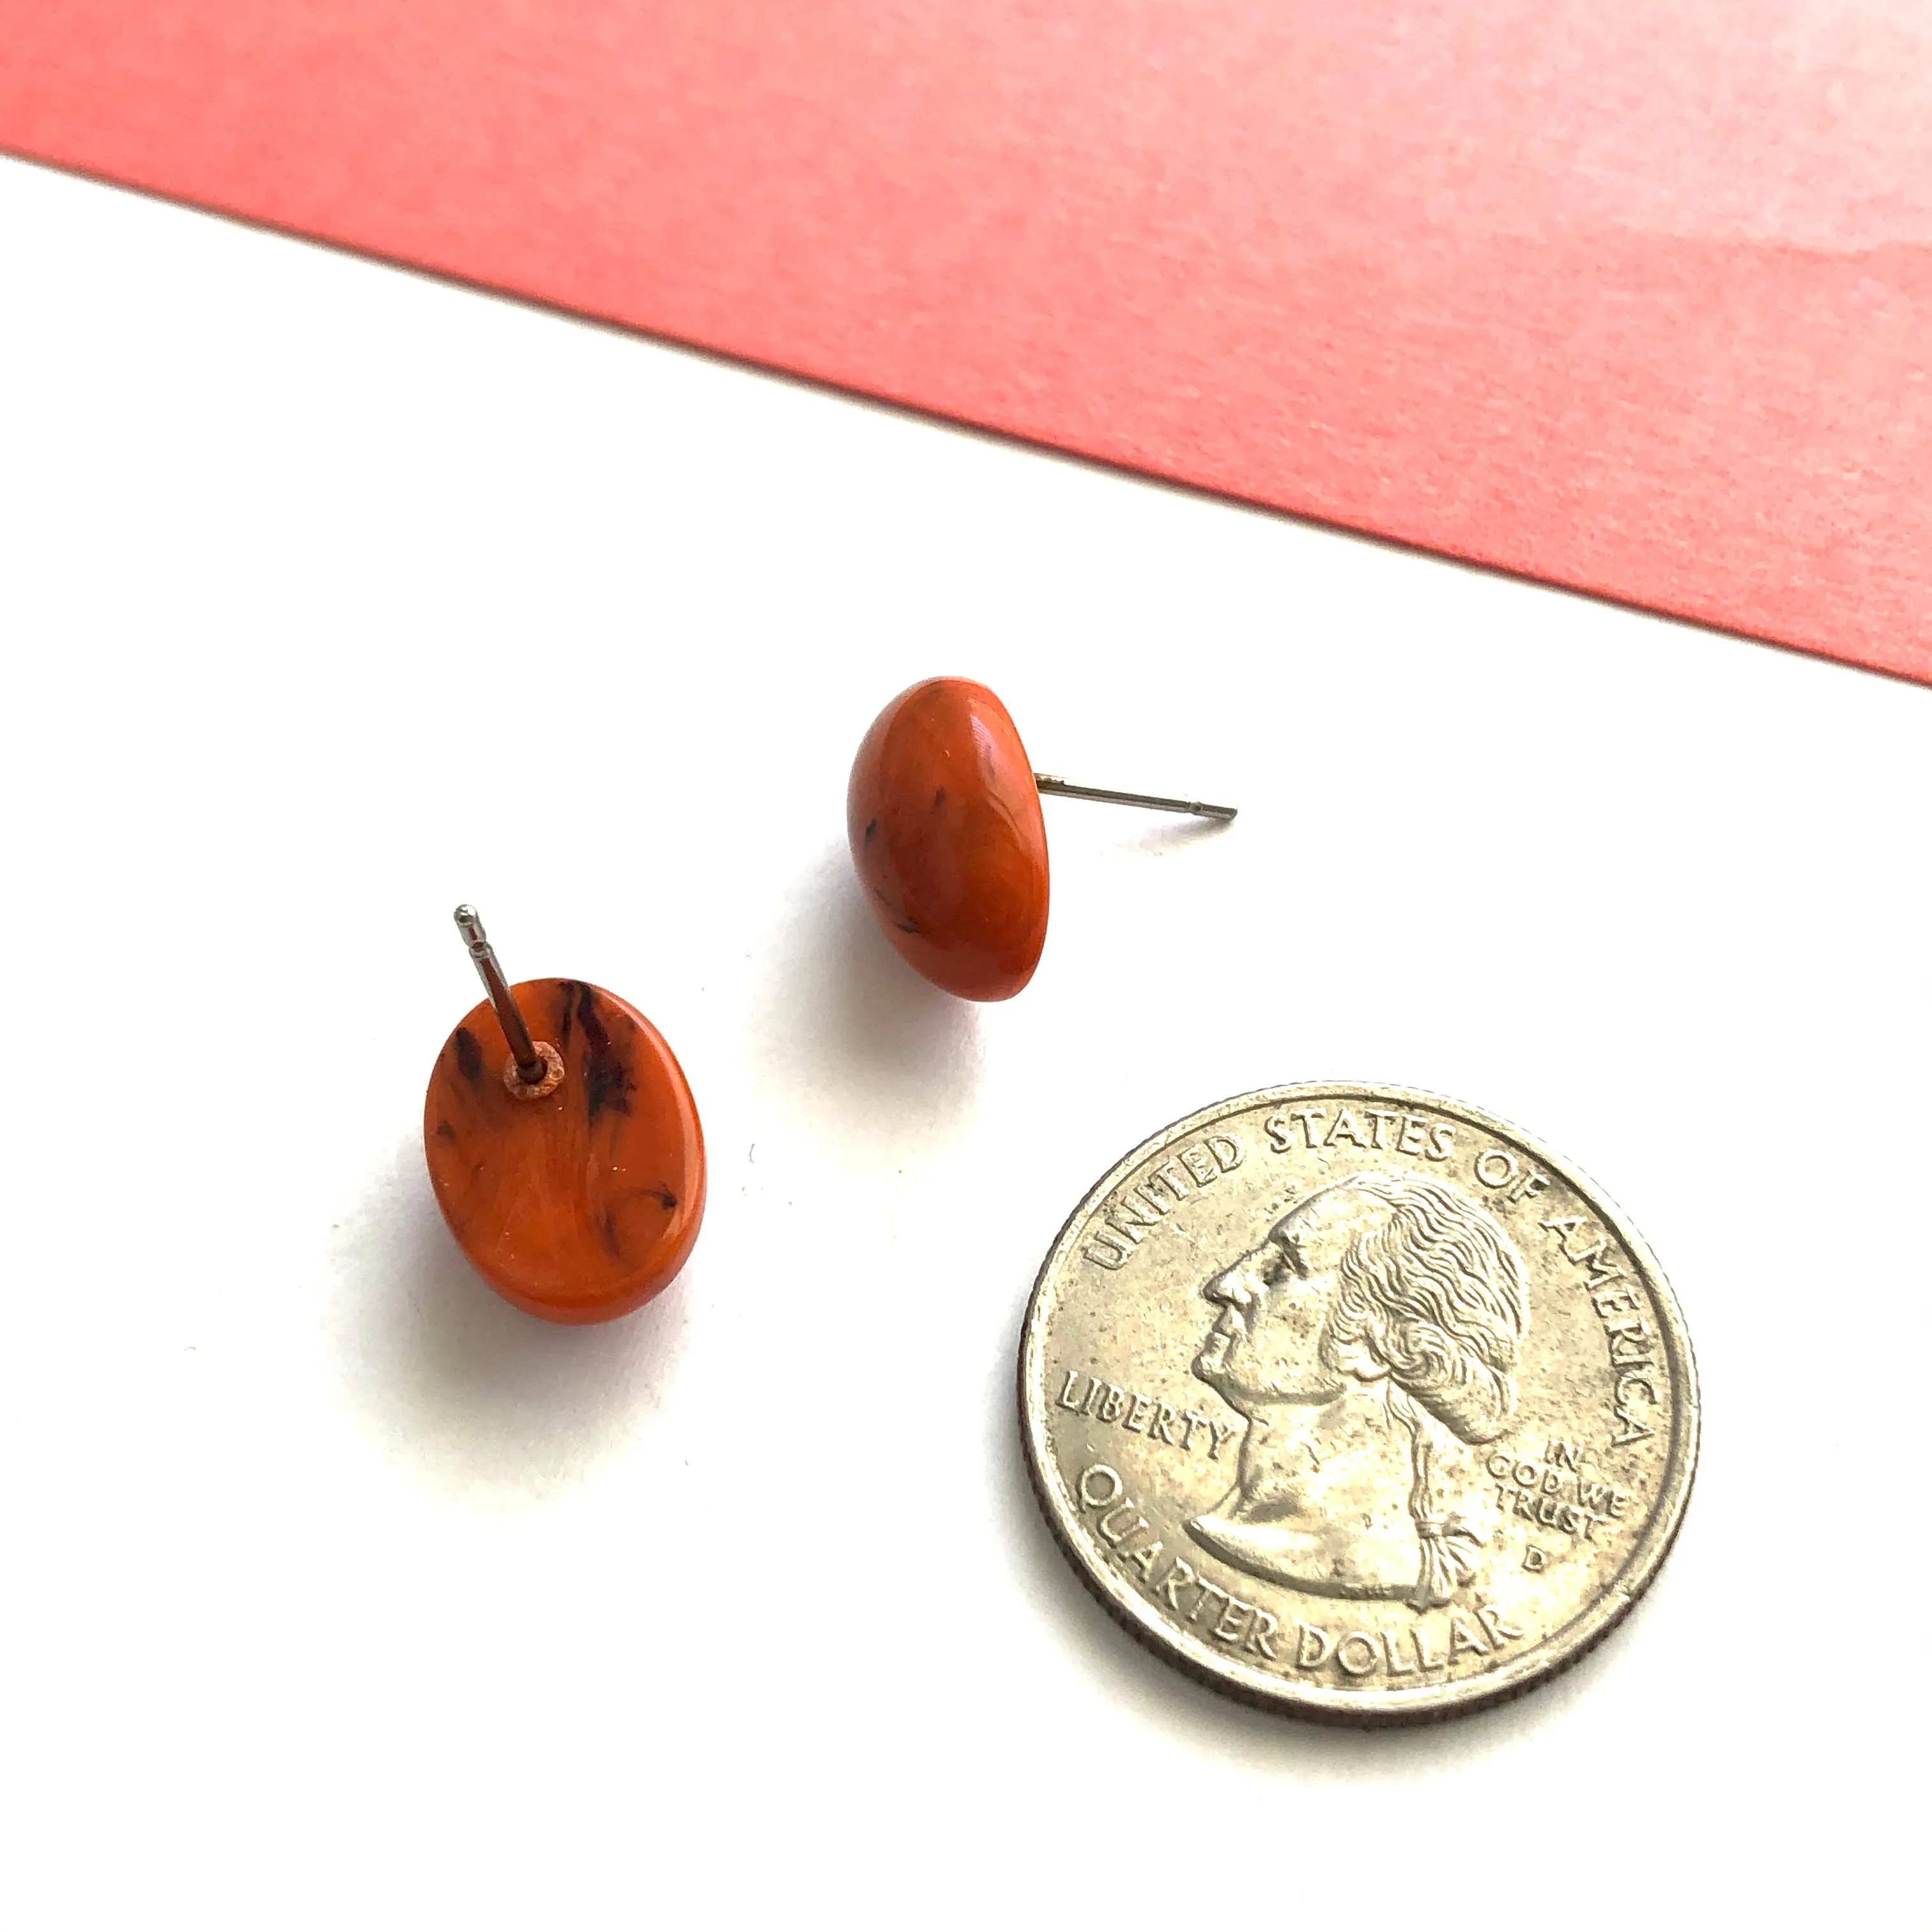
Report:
847,677,1050,1000
423,976,705,1323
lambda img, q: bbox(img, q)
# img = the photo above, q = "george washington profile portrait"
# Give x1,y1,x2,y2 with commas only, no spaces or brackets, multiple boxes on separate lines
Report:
1188,1172,1529,1613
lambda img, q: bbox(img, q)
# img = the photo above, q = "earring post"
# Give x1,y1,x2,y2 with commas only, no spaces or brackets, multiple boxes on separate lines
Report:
452,905,546,1084
1032,774,1237,823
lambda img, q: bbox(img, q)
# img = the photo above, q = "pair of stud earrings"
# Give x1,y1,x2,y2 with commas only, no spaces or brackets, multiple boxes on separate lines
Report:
423,677,1235,1326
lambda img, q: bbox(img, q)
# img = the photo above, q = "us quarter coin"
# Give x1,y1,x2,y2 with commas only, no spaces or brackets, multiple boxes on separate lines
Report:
1019,1085,1699,1724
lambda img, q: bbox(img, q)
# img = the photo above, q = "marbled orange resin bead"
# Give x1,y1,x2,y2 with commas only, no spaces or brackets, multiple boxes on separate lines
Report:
847,678,1050,1000
423,977,705,1323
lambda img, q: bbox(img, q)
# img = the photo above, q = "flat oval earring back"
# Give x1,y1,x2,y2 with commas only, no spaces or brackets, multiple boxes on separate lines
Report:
422,907,706,1324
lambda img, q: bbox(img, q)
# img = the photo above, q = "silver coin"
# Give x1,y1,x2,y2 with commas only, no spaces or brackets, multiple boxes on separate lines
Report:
1019,1084,1699,1724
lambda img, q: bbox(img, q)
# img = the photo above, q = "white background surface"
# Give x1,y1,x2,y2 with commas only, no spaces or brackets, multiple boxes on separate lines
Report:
2,153,1926,1928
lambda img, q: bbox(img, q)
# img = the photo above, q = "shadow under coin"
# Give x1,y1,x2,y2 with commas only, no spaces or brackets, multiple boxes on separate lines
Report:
328,1148,689,1506
752,848,984,1162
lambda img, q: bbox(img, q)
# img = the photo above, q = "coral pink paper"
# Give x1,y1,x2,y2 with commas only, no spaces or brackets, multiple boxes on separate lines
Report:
3,3,1926,679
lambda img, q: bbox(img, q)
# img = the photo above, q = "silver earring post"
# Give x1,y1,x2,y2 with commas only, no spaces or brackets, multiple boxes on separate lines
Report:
452,905,547,1085
1032,774,1237,823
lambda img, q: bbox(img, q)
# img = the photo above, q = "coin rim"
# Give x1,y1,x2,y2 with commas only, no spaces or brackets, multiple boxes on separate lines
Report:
1018,1082,1701,1726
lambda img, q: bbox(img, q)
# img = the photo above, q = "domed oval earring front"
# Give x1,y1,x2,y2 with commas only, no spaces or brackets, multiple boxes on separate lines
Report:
423,907,705,1323
847,677,1235,1000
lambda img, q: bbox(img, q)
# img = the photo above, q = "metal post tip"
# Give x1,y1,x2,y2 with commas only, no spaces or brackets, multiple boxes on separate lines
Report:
448,903,548,1086
1032,774,1238,822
